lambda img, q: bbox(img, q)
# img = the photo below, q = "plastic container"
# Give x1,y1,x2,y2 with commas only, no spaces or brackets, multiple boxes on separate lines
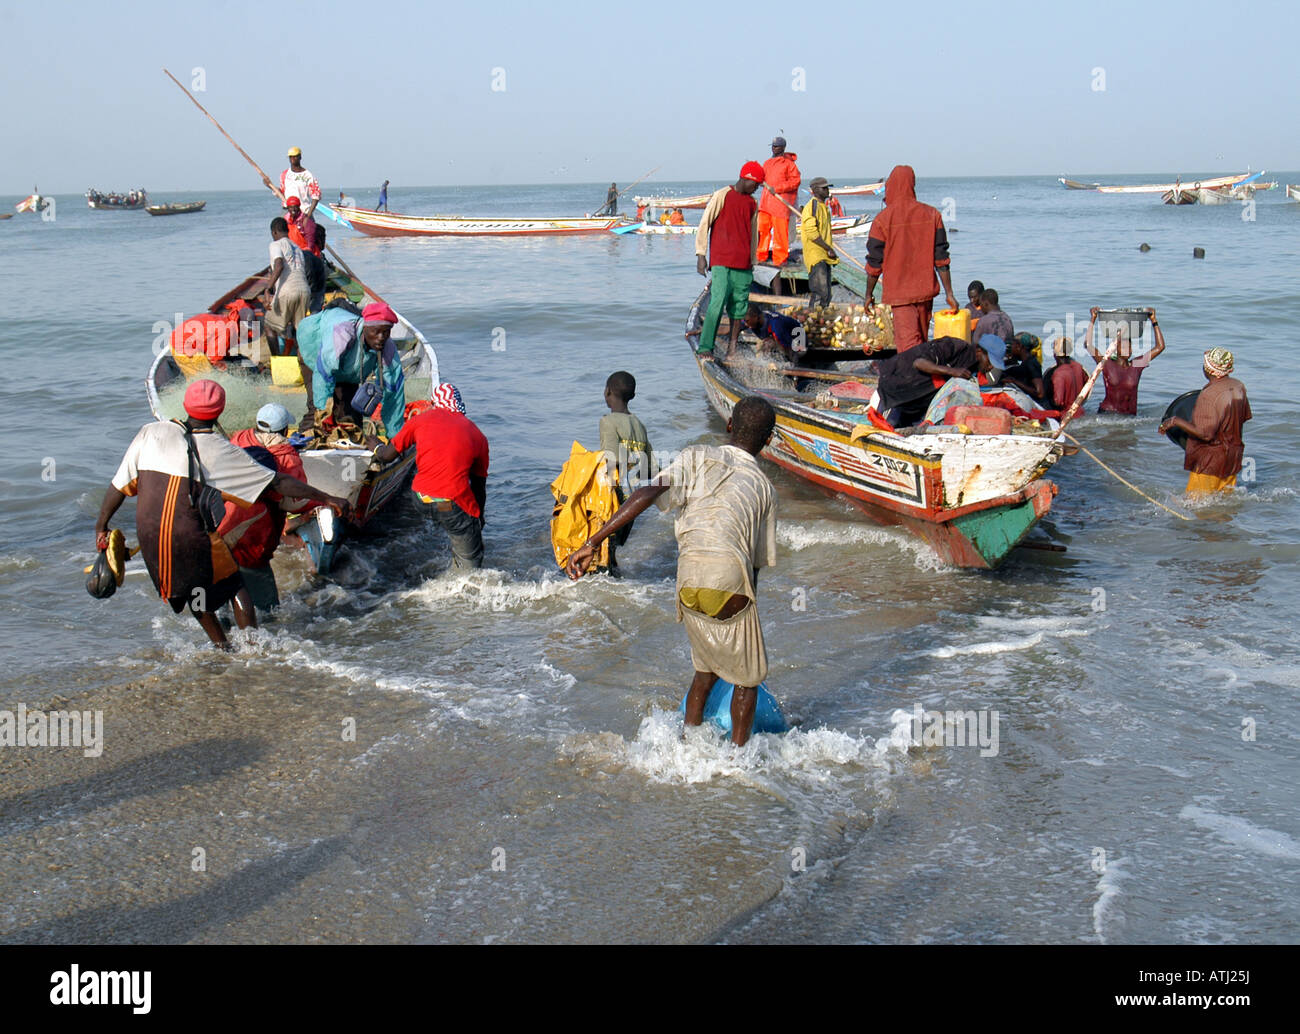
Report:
944,405,1012,435
934,308,972,342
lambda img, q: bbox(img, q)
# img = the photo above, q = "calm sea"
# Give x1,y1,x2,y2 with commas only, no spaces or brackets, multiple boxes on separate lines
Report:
1,176,1298,943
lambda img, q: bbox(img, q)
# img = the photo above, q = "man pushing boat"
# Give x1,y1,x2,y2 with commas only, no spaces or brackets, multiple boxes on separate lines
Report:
93,381,350,647
565,397,778,747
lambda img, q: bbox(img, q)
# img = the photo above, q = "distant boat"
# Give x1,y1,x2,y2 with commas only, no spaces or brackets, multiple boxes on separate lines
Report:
15,192,49,213
1287,185,1300,202
830,182,884,196
87,189,147,210
145,201,206,216
632,193,712,210
332,206,623,237
1191,188,1235,205
1162,189,1199,205
0,213,12,220
1099,172,1254,195
1059,177,1100,190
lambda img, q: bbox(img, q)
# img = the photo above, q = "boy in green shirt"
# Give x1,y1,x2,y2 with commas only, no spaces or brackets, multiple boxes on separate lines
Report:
599,371,654,568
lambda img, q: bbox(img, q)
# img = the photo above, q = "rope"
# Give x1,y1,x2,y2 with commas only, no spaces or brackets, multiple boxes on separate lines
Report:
1062,432,1193,520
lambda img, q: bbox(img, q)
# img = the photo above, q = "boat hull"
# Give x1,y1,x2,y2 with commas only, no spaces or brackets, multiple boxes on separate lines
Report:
146,201,206,215
691,350,1061,569
333,206,622,237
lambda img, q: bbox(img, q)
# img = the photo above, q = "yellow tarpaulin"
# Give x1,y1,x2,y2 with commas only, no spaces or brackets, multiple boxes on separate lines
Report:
549,441,618,572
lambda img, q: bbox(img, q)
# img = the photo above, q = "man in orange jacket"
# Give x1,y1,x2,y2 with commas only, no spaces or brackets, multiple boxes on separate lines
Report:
757,136,800,266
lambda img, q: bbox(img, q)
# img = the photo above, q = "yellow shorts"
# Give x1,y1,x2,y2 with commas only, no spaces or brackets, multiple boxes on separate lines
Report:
1186,472,1237,495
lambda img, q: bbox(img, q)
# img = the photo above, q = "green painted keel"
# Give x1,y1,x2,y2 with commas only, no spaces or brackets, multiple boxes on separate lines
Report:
950,496,1043,568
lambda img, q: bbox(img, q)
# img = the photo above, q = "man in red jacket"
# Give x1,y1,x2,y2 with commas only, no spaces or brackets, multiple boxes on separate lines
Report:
863,165,959,352
757,136,800,266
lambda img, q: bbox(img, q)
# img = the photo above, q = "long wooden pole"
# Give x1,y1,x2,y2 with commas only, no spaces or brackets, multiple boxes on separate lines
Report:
616,165,661,200
1053,343,1117,437
162,68,398,313
761,185,870,274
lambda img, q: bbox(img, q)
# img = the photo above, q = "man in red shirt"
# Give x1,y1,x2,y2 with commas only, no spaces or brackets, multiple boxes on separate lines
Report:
863,165,958,352
757,136,800,266
694,162,765,358
1084,307,1166,414
1045,338,1089,410
374,383,490,570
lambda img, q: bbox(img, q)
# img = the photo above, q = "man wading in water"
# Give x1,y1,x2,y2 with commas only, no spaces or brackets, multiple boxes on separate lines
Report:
565,397,778,746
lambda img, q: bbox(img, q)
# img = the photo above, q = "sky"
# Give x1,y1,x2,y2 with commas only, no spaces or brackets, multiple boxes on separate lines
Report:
3,0,1298,194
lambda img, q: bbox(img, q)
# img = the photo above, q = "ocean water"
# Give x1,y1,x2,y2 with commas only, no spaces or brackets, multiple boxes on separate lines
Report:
1,177,1298,944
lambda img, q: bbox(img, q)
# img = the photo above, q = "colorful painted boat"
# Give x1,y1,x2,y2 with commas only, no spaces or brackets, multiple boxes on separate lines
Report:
830,182,884,196
1097,172,1254,195
87,189,147,210
332,205,622,237
685,289,1064,569
146,201,206,216
15,193,49,213
632,193,712,210
144,261,439,574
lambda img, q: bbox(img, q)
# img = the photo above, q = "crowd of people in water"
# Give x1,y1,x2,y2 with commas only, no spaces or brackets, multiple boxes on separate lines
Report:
88,138,1253,747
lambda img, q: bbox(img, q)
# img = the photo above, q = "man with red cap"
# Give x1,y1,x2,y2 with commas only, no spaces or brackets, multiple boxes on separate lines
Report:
694,162,764,358
309,301,409,435
94,380,349,646
374,383,490,570
284,196,326,311
863,165,959,352
757,136,800,267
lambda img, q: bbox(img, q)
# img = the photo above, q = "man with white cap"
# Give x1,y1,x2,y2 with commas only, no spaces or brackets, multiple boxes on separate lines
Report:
374,383,490,570
281,146,320,219
94,381,347,646
1159,347,1252,494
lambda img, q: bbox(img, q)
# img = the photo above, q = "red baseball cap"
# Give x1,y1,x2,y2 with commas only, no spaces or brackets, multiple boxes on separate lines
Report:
740,161,765,183
183,379,226,421
285,195,301,207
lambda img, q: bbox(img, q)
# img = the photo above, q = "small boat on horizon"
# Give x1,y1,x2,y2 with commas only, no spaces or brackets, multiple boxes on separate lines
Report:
87,188,147,210
146,200,207,216
1059,177,1100,190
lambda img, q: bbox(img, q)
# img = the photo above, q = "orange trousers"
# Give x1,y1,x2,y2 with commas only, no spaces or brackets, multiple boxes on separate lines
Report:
756,211,790,265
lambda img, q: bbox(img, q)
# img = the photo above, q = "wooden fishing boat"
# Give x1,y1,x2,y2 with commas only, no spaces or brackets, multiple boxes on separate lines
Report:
1098,172,1253,195
633,193,712,210
1059,177,1100,190
685,289,1064,569
615,221,696,235
1288,185,1300,202
144,261,439,574
146,200,206,216
15,193,49,213
87,189,147,210
1162,189,1198,205
830,214,872,237
1192,188,1236,205
830,182,884,196
332,205,622,237
0,213,12,220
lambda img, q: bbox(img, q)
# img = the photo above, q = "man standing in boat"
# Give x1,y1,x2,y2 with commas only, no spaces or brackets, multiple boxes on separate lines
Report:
1158,348,1251,494
93,381,349,648
281,147,321,219
565,397,779,748
260,218,311,356
1084,307,1166,414
597,182,618,217
757,136,800,267
694,162,765,358
377,180,389,211
863,165,959,352
800,177,838,308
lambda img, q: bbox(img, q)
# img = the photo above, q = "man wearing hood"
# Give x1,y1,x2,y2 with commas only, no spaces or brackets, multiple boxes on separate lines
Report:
864,165,958,352
757,136,800,266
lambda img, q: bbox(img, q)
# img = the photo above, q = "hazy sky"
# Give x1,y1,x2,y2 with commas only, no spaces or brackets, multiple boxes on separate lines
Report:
5,0,1298,194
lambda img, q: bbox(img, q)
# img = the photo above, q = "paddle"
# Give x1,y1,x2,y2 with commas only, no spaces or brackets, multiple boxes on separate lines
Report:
162,69,403,318
596,166,662,216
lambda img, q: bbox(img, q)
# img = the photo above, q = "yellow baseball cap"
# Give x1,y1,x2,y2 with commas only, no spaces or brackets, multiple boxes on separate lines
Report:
287,146,302,157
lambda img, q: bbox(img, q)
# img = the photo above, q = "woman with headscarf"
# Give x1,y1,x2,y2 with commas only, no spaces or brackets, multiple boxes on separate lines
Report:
1159,348,1251,494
